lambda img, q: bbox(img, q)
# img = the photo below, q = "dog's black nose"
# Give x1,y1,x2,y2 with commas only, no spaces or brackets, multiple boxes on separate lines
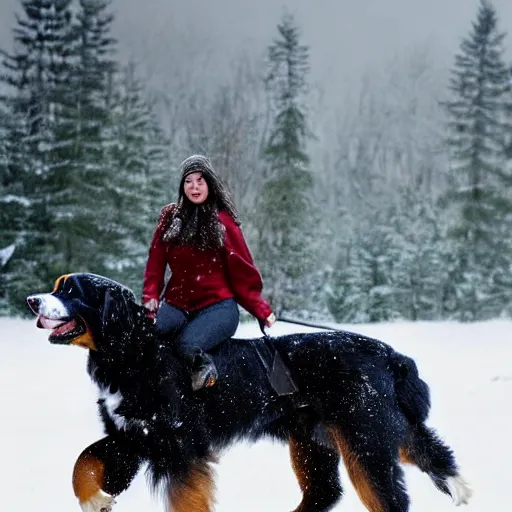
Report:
26,295,41,314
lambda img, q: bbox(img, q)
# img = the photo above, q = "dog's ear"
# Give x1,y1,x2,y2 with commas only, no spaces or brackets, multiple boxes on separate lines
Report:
101,287,135,343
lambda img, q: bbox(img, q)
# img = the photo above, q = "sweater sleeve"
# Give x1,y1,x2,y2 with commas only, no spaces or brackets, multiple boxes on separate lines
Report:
220,211,273,322
141,204,173,303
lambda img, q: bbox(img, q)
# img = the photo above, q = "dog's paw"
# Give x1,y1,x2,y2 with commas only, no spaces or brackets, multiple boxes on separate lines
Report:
79,490,116,512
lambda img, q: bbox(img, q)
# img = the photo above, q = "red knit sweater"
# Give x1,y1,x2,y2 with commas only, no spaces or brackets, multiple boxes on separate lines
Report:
142,204,272,322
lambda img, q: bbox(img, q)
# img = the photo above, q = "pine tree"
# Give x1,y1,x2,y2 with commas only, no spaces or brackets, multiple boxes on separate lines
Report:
442,0,512,320
386,198,447,321
45,0,119,276
0,0,75,312
328,245,371,324
493,66,512,315
0,0,74,165
106,61,170,295
0,107,18,313
257,14,319,316
0,106,26,252
328,216,396,323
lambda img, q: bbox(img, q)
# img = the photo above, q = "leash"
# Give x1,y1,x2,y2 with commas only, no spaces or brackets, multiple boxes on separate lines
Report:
277,316,336,332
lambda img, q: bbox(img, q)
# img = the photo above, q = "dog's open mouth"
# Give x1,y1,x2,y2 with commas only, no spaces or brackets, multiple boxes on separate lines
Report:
37,316,86,344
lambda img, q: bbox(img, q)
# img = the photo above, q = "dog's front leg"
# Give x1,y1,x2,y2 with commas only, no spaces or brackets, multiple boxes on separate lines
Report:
72,435,142,511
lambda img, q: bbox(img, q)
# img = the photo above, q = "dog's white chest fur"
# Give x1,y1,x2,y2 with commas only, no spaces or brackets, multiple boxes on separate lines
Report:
98,386,127,430
97,385,150,434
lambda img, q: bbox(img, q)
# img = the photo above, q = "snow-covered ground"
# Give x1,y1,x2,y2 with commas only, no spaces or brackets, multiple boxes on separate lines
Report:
1,316,510,511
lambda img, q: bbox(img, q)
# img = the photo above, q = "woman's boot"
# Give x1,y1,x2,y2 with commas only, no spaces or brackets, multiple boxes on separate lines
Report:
189,349,218,391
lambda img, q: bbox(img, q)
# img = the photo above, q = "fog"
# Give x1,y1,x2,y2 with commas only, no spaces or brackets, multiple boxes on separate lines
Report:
1,0,512,101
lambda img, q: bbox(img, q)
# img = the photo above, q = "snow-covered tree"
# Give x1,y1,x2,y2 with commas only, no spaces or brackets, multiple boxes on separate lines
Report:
257,14,320,316
441,0,512,320
105,61,170,294
0,0,75,312
325,48,449,322
45,0,119,276
0,0,74,165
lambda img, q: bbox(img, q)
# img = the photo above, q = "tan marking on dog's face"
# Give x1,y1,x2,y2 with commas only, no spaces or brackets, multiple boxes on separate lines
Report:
52,274,73,293
329,428,386,512
72,451,105,503
70,327,97,351
168,460,216,512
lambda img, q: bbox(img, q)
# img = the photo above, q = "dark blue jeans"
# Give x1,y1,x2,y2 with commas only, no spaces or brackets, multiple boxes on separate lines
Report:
155,298,239,357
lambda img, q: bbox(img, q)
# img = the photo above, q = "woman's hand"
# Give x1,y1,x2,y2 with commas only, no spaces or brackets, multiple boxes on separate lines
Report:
265,312,276,327
144,298,159,315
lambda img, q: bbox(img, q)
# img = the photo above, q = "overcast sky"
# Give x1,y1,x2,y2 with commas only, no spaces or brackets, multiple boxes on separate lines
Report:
1,0,511,98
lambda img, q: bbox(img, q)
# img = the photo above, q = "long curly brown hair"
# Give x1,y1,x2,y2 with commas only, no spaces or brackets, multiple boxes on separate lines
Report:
162,155,240,250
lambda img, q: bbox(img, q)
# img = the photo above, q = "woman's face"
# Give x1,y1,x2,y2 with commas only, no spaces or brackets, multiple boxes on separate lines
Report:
183,171,209,204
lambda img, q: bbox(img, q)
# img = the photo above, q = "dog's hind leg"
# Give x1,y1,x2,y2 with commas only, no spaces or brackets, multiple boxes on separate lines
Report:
330,427,409,512
167,458,216,512
289,436,343,512
73,435,142,512
400,424,472,506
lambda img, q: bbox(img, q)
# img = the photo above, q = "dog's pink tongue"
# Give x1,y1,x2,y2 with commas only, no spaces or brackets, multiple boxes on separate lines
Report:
52,319,77,336
39,317,65,329
38,316,77,335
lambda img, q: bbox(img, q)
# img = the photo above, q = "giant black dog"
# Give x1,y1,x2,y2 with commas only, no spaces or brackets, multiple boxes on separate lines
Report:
27,273,472,512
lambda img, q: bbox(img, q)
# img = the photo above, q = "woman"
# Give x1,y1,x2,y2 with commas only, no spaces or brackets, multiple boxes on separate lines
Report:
142,154,276,391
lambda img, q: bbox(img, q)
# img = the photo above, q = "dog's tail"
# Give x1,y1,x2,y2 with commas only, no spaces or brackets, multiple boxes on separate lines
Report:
390,351,430,425
391,351,473,506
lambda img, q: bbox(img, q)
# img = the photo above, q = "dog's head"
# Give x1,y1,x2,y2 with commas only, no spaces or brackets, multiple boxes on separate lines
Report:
26,273,138,351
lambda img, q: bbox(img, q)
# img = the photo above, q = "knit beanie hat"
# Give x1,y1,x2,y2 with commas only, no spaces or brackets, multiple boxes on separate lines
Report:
180,154,215,180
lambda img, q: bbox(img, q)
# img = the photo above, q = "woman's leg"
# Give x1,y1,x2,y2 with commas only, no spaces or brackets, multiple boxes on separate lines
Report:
178,298,239,353
177,299,239,390
155,301,188,339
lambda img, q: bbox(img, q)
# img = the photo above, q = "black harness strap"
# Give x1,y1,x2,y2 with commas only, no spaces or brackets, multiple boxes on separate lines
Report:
252,320,299,396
